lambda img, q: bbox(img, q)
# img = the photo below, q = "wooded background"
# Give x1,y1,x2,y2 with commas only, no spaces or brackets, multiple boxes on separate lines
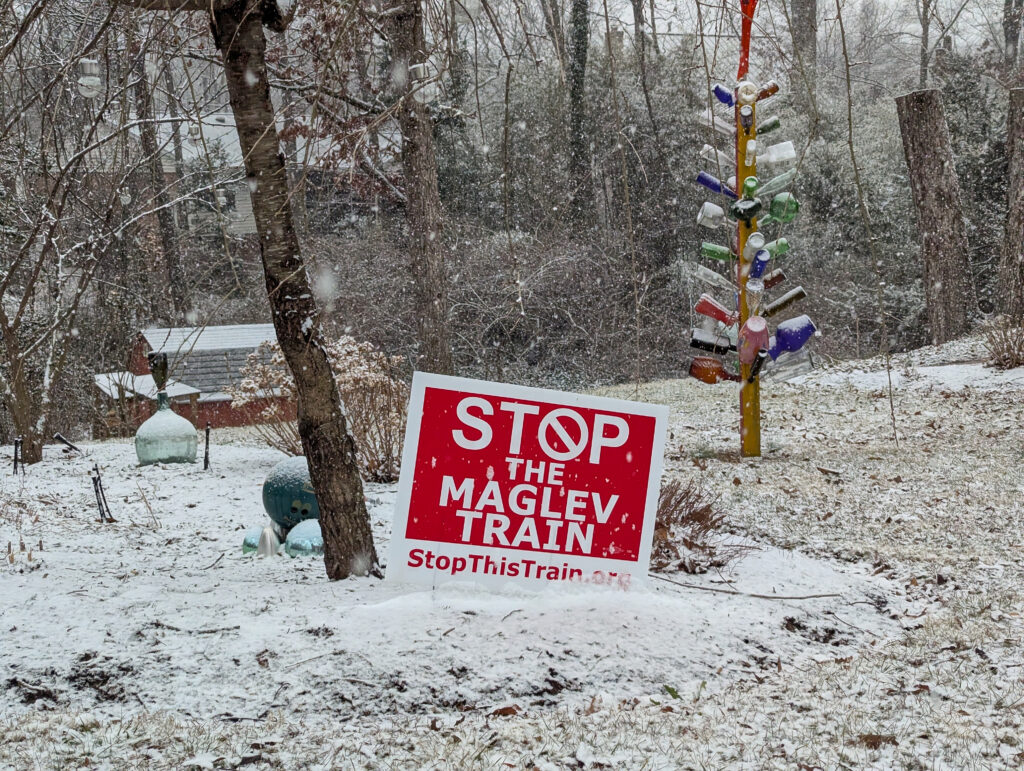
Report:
2,0,1022,448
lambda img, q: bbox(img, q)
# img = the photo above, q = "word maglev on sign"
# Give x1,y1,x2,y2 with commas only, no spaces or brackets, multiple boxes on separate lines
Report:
387,373,668,590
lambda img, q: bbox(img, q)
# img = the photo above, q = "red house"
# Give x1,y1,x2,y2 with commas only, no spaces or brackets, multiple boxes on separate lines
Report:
94,324,295,433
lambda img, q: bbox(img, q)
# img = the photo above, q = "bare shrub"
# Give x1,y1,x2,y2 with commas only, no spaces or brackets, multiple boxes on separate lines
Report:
230,338,408,482
983,316,1024,370
651,477,746,574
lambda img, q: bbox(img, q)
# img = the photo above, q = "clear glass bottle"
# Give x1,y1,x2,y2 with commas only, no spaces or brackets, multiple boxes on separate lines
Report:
135,392,198,465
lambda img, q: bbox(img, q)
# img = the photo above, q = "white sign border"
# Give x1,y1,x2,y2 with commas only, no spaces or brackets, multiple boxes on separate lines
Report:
386,372,669,590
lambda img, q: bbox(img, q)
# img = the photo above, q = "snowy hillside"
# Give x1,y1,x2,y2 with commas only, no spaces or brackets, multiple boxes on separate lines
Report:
2,338,1023,769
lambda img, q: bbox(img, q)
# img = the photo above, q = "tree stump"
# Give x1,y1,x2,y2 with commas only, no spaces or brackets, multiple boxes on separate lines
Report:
896,88,977,344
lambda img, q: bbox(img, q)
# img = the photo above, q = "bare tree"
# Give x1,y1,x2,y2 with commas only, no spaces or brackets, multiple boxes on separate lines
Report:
896,88,977,343
790,0,817,93
1005,0,1024,63
125,0,378,579
1001,88,1024,319
539,0,568,76
918,0,934,87
128,20,189,319
383,0,454,375
567,0,591,223
0,0,132,463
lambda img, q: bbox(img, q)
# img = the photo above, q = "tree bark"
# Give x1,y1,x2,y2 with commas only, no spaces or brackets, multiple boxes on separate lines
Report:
385,1,453,375
648,0,659,56
539,0,567,78
1004,0,1024,64
918,0,932,88
7,344,42,464
1001,88,1024,319
211,1,378,578
896,88,977,344
275,27,308,237
133,47,189,320
567,0,592,223
790,0,816,95
162,57,188,231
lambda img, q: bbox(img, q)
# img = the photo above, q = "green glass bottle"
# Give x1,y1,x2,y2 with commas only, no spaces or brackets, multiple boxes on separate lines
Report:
701,242,733,261
758,115,781,135
768,192,800,223
758,168,797,197
764,237,789,256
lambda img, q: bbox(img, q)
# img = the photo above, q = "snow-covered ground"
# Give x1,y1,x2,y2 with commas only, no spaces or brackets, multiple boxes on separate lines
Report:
2,336,1023,769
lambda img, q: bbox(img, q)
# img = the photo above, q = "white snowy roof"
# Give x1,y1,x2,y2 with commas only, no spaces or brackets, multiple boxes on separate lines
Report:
94,372,199,401
141,324,276,354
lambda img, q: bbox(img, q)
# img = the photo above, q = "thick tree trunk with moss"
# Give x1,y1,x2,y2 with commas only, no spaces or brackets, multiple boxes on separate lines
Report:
212,1,377,579
385,1,453,375
896,89,977,344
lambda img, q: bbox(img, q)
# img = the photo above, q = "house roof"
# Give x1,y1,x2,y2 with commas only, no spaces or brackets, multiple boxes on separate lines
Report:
140,324,276,398
167,348,262,397
142,324,276,355
94,372,199,401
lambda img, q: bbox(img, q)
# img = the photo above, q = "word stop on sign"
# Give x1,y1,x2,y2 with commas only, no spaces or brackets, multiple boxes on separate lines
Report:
387,373,668,591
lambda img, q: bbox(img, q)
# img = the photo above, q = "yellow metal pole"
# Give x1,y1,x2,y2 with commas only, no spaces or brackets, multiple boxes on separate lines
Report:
736,101,760,457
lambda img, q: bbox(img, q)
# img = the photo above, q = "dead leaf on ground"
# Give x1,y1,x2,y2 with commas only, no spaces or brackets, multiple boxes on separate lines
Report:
489,704,520,717
854,734,898,749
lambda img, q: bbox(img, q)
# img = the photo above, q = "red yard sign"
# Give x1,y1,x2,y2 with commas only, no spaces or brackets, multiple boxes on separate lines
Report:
387,374,668,590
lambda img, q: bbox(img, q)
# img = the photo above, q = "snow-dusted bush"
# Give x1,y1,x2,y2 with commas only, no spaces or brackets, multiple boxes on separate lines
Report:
230,338,408,482
984,316,1024,370
651,477,746,574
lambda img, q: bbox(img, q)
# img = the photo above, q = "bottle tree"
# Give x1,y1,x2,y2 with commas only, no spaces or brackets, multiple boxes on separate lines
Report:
688,0,817,457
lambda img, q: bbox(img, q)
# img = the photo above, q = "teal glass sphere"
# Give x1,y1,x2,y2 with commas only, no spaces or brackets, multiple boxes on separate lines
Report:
262,456,320,534
284,519,324,557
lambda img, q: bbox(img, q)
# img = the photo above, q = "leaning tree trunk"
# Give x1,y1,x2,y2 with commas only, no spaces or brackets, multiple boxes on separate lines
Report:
1001,88,1024,319
212,2,377,578
385,1,453,375
896,89,977,344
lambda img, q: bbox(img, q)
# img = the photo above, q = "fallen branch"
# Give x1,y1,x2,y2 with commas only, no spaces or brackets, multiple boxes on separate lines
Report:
202,552,225,570
652,572,842,601
151,620,240,635
286,650,340,671
824,609,880,639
